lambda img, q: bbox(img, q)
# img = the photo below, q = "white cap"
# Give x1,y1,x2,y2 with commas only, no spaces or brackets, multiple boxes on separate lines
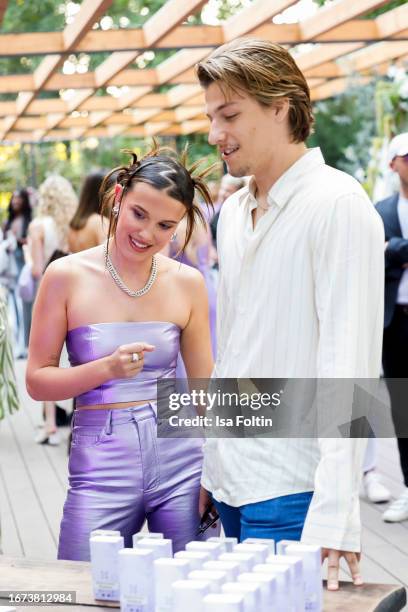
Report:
388,132,408,162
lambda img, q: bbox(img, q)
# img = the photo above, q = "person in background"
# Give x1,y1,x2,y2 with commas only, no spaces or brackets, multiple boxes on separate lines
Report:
2,189,32,352
210,174,245,250
27,175,78,445
171,215,217,358
375,132,408,523
68,171,110,254
361,438,391,504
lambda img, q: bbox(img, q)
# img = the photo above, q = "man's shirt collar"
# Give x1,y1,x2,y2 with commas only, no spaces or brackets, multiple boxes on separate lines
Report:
238,148,325,211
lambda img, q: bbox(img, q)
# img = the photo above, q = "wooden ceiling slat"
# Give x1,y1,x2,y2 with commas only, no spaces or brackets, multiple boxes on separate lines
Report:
156,24,223,48
296,42,364,72
301,0,390,40
143,0,207,46
0,101,16,115
0,32,64,56
343,40,408,72
0,74,33,93
46,72,96,90
222,0,298,41
313,20,379,43
377,2,408,38
109,69,158,87
310,76,371,101
63,0,113,49
156,48,211,84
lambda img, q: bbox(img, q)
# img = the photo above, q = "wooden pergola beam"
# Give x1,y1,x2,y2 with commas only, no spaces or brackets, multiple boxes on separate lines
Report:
342,40,408,73
143,0,207,46
310,76,371,101
156,48,211,85
2,0,408,61
63,0,113,50
301,0,390,40
296,42,364,72
2,0,408,143
222,0,298,41
376,2,408,39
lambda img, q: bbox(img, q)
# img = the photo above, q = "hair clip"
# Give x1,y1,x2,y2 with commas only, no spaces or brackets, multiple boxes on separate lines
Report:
114,184,123,199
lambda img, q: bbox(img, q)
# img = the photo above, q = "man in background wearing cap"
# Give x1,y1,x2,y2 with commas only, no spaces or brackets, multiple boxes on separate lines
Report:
376,132,408,522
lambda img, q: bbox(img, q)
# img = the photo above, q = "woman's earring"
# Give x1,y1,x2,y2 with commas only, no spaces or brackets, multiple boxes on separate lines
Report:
170,233,177,242
112,206,119,216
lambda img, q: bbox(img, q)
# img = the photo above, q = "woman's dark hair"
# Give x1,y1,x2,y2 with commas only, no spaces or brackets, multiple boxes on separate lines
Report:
70,171,109,231
5,188,32,237
101,141,217,251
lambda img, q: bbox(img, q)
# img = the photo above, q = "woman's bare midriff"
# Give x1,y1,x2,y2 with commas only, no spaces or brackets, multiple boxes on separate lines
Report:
77,399,155,410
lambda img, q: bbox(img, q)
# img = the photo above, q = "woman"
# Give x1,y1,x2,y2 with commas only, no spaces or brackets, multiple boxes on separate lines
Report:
2,189,32,349
68,171,110,253
26,145,214,560
3,189,32,272
27,175,78,445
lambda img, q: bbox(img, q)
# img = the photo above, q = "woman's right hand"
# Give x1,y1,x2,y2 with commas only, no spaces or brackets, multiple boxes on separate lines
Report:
106,342,155,379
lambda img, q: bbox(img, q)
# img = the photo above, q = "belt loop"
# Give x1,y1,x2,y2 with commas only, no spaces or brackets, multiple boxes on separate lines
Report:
105,410,113,435
149,401,158,424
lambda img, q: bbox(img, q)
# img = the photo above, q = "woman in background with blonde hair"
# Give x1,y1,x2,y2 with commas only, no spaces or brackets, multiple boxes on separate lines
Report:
26,174,78,444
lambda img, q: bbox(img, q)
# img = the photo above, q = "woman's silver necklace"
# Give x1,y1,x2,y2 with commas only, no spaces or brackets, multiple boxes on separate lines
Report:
103,242,158,298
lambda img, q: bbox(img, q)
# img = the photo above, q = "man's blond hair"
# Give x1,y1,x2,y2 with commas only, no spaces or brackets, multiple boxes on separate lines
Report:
196,38,314,143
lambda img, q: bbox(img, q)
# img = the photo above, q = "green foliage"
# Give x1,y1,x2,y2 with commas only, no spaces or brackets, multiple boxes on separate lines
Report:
364,0,407,19
308,79,377,177
2,132,219,193
0,290,19,420
0,0,68,81
2,0,66,33
313,0,407,17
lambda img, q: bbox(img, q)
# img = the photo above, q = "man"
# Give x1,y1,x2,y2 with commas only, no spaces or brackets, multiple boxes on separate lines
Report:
196,39,384,590
376,132,408,523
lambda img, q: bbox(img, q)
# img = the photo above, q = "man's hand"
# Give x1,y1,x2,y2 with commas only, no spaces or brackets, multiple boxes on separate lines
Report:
322,548,363,591
199,486,212,517
198,486,218,530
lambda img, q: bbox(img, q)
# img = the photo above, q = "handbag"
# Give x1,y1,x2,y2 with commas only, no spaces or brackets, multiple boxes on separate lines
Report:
17,263,36,302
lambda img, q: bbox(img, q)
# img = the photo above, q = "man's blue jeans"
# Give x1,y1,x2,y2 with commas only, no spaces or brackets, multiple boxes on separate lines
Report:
212,491,313,544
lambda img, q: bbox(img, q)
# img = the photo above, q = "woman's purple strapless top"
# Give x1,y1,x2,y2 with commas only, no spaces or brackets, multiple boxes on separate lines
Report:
66,321,180,407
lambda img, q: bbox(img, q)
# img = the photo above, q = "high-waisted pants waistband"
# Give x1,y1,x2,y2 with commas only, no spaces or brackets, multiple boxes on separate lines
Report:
58,403,205,561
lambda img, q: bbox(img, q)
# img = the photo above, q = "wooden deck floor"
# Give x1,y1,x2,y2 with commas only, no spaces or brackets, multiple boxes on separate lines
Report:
1,360,407,608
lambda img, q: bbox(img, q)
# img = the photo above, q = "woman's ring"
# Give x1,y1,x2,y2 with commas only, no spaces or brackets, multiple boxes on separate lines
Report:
131,352,140,363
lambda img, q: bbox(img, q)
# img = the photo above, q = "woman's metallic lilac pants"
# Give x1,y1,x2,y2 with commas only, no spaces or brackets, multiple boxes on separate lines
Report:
58,403,205,561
